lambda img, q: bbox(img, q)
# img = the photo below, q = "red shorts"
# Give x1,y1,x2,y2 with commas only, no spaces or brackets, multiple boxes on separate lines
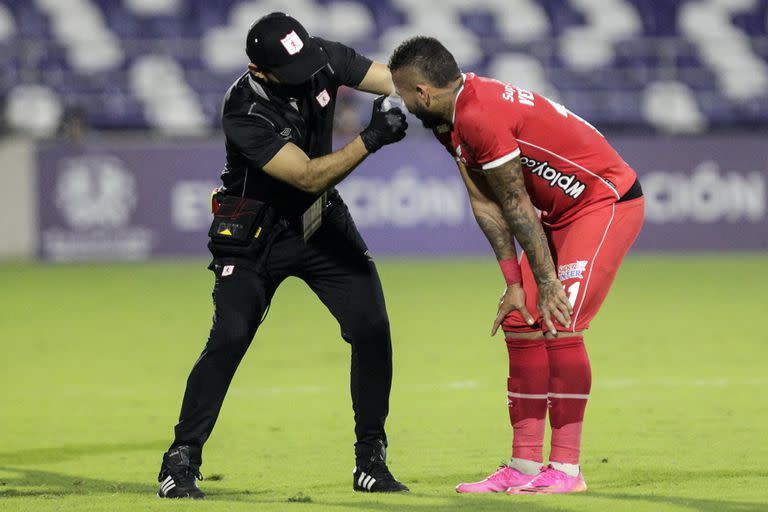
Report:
503,197,644,334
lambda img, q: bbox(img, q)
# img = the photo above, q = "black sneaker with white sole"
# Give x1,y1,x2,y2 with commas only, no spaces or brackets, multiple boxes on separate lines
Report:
353,445,409,493
157,445,206,499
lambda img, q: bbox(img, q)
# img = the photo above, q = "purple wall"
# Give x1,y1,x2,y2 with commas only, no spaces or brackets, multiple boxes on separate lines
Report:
37,135,767,261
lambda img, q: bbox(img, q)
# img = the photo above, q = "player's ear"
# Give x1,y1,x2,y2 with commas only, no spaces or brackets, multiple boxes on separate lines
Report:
248,63,267,80
415,83,430,105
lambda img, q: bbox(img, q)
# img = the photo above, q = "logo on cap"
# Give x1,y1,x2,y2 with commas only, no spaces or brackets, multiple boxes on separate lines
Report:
280,30,304,55
316,89,330,107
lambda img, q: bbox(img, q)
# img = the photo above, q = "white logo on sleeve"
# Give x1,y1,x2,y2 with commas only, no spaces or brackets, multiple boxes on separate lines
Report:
222,265,234,276
455,145,467,164
316,89,330,107
280,31,304,55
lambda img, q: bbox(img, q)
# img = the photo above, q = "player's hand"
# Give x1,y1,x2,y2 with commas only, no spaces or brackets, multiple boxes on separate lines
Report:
537,280,573,336
359,95,408,153
491,284,535,336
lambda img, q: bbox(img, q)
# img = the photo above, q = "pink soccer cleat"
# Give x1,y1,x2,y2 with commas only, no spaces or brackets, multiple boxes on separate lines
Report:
456,465,535,493
508,465,587,494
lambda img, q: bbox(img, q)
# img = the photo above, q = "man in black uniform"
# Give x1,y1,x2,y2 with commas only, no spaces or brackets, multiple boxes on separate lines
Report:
156,12,409,499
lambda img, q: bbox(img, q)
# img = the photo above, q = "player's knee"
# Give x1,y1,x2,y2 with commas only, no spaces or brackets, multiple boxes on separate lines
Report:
343,308,390,344
207,316,254,353
366,310,390,336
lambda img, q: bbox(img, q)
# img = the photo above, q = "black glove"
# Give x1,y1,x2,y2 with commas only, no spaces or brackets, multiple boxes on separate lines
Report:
359,95,408,153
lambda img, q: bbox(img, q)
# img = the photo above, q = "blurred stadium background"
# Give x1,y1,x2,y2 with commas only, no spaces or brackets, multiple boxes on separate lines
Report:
1,1,767,511
0,0,766,259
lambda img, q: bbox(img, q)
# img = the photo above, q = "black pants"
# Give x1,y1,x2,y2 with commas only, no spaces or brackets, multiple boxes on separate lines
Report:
170,201,392,464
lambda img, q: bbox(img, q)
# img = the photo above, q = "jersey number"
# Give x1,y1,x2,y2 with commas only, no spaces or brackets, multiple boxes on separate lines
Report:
566,281,580,308
545,98,603,136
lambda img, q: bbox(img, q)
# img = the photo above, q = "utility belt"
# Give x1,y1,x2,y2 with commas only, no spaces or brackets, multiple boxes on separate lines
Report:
207,189,335,264
207,191,278,263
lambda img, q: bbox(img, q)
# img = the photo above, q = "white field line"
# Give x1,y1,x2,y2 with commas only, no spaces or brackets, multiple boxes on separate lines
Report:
55,377,768,399
224,377,768,397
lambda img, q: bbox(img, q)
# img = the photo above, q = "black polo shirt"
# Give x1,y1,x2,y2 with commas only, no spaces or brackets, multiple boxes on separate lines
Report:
219,38,373,219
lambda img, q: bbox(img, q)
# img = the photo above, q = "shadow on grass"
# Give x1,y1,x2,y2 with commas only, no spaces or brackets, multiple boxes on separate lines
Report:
0,441,165,465
0,466,157,497
1,466,765,512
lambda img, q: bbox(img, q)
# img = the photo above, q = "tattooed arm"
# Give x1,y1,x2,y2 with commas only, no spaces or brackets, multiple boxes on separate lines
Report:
463,157,572,335
482,157,557,285
456,161,535,334
456,161,517,260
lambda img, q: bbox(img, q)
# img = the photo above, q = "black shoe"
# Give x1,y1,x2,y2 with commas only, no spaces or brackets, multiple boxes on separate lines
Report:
353,445,409,493
353,461,409,492
157,445,206,499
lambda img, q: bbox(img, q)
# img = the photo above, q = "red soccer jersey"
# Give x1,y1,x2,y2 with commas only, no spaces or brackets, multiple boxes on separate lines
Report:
433,73,637,227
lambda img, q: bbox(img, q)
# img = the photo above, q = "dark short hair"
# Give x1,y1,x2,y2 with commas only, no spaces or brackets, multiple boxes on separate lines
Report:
388,36,461,87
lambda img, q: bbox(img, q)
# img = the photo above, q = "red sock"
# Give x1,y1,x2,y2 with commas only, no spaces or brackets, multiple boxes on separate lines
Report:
546,336,591,465
506,337,549,463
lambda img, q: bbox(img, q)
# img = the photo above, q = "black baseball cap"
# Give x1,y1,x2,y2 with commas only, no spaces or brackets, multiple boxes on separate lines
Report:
246,12,328,85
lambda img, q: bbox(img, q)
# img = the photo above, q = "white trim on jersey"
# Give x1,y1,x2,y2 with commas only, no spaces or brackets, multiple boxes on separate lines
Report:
481,148,521,170
516,138,621,200
571,203,616,331
548,392,590,399
451,73,467,125
507,391,548,399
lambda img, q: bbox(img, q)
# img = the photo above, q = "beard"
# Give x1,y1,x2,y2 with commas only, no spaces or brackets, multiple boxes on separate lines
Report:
410,104,445,129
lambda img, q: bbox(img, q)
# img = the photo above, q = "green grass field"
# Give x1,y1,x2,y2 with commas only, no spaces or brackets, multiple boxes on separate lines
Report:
1,255,766,512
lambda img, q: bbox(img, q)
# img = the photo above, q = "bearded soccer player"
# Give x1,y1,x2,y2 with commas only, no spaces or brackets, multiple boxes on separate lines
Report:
389,37,644,495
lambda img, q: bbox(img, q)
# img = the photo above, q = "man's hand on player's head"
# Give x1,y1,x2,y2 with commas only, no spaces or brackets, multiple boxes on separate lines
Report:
491,284,535,336
360,95,408,153
537,280,573,336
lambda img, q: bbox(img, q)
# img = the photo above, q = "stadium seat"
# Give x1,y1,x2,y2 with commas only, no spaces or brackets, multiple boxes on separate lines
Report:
0,3,15,42
129,54,208,135
642,80,707,134
559,0,642,71
124,0,183,17
488,53,560,101
491,0,551,44
35,0,124,72
379,1,484,68
2,0,767,133
680,0,768,101
5,84,63,137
